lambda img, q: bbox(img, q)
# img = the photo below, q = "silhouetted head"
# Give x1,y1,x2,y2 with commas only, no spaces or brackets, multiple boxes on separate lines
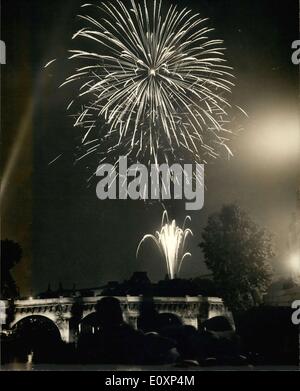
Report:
182,325,198,336
201,316,233,332
95,297,123,328
157,313,183,331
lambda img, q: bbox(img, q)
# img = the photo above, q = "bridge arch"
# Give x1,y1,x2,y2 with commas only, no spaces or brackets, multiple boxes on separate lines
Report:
80,309,187,333
10,315,63,363
12,315,62,342
79,312,99,335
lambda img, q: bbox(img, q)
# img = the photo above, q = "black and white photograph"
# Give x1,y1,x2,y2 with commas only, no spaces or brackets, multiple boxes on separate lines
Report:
0,0,300,377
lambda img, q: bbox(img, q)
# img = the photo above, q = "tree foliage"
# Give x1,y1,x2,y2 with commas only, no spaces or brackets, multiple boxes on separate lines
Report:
200,204,274,313
1,239,22,298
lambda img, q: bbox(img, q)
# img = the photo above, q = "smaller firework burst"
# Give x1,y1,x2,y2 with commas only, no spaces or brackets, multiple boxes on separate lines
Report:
137,211,193,279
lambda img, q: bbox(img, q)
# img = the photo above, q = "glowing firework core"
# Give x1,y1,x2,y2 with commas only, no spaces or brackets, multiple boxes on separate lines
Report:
137,211,193,279
149,68,156,76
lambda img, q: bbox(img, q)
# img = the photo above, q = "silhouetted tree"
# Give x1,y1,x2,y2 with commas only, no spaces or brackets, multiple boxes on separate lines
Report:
4,299,16,330
199,204,274,313
1,239,22,298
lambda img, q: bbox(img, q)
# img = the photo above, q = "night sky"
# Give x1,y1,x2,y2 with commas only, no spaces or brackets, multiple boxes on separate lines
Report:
2,0,299,296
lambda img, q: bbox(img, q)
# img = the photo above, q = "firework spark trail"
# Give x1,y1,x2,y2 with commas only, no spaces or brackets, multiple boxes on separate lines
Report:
136,211,193,279
62,0,237,172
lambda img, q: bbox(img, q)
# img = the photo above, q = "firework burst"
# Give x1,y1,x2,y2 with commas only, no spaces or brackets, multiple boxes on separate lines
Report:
137,211,193,279
62,0,238,171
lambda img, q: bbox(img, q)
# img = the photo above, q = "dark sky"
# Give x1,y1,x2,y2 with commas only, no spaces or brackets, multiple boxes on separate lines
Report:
2,0,299,295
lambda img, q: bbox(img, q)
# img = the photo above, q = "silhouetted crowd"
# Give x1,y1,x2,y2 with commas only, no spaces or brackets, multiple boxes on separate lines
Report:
76,297,244,366
1,297,298,367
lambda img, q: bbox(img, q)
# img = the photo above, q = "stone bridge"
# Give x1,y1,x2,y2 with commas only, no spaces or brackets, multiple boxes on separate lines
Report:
2,296,231,343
